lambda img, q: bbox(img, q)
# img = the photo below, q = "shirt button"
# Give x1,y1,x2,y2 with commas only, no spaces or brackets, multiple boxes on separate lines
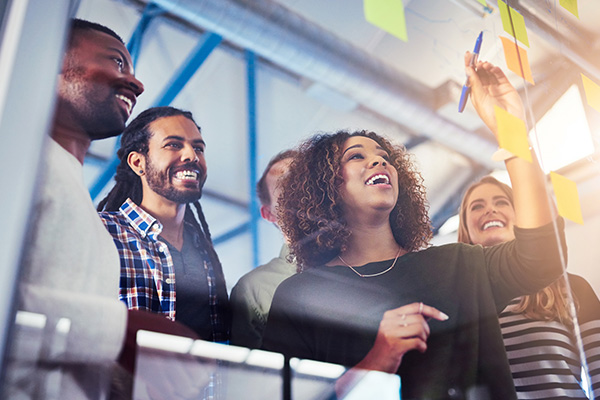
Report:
165,278,174,284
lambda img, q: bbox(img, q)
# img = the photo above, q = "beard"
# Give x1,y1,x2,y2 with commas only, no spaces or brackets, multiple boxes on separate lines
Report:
145,159,204,204
60,67,128,140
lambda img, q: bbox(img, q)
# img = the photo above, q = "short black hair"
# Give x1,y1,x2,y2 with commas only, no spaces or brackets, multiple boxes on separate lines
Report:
68,18,124,47
256,149,298,207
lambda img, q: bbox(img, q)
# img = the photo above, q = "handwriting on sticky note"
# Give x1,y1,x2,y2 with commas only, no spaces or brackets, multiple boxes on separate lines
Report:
364,0,408,42
559,0,579,18
497,1,529,47
494,106,532,163
500,36,534,84
550,172,584,225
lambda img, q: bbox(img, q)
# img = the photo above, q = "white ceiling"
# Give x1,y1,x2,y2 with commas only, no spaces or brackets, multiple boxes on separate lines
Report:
76,0,600,288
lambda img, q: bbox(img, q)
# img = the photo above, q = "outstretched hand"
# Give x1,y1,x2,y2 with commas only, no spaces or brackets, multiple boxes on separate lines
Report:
465,52,525,136
355,302,449,374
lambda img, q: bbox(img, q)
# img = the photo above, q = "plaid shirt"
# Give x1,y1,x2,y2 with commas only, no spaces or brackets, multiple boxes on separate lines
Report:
99,198,229,342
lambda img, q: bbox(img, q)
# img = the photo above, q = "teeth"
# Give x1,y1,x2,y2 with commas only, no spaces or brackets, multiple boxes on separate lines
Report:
483,220,505,230
115,94,132,113
175,170,198,180
365,174,390,185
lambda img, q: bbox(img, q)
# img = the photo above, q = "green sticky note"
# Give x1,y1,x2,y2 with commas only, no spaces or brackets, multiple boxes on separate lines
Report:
364,0,408,42
497,1,529,47
559,0,579,18
494,106,532,162
550,172,584,225
581,73,600,113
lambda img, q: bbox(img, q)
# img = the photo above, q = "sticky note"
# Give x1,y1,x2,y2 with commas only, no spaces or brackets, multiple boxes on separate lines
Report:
494,106,532,162
559,0,579,18
497,1,529,47
550,172,584,225
364,0,408,42
581,74,600,113
476,0,488,6
500,36,535,84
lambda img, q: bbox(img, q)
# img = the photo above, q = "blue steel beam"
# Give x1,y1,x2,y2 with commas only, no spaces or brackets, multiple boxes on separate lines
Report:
246,50,260,267
213,222,251,246
127,2,165,68
90,31,223,201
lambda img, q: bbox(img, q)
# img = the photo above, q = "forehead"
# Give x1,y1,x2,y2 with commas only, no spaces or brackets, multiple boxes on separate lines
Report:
342,136,384,151
468,183,509,202
148,115,203,141
71,30,131,58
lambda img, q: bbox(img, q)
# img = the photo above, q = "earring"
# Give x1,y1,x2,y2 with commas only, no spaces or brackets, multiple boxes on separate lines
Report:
138,170,144,175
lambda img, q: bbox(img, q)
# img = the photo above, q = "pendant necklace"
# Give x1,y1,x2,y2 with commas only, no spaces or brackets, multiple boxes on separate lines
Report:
338,248,402,278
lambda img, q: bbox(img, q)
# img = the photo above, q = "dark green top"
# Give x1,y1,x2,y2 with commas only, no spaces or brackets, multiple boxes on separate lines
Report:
263,220,566,400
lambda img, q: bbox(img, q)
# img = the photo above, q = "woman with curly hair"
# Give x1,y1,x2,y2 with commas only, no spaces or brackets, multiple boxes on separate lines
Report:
262,58,567,399
458,176,600,399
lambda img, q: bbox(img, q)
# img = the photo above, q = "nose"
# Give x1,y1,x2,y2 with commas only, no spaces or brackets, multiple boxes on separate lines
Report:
181,144,199,163
370,156,387,168
126,74,144,97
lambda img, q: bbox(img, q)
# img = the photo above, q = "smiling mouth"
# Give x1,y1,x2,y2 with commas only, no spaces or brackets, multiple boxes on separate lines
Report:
365,174,390,185
174,170,199,181
115,94,133,115
482,220,505,230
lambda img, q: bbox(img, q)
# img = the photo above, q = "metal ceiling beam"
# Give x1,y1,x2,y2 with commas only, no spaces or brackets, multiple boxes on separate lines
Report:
141,0,500,168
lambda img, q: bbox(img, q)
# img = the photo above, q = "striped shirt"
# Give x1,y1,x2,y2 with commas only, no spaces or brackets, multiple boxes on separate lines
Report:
99,198,229,342
499,274,600,399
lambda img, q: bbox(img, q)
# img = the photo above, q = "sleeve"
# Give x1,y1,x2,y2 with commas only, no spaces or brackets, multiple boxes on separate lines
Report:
230,279,263,349
261,280,314,360
484,218,567,310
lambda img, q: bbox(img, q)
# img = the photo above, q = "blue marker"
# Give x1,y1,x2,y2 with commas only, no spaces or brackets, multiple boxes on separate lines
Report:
458,31,483,113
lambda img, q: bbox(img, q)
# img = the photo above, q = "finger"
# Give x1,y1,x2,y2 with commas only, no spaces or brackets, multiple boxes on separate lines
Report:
402,337,428,354
419,304,449,322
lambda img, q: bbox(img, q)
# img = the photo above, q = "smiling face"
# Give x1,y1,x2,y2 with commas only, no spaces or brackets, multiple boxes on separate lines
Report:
139,115,207,205
338,136,399,219
465,183,516,246
58,29,144,140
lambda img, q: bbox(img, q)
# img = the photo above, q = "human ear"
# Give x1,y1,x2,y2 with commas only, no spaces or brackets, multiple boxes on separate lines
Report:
260,205,278,223
127,152,146,177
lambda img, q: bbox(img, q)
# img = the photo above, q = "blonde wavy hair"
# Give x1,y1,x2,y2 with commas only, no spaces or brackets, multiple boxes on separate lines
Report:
457,176,574,324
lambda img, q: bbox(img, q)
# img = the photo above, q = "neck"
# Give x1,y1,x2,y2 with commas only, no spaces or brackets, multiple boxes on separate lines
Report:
140,195,188,250
51,124,91,164
333,219,405,266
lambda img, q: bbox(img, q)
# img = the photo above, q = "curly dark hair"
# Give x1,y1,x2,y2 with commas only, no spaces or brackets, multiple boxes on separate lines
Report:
279,130,432,270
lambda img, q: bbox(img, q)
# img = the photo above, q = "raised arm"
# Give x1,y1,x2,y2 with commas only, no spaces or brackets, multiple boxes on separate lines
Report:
465,54,554,229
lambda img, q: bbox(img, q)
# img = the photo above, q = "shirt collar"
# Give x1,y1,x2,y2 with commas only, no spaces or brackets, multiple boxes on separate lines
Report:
119,198,163,240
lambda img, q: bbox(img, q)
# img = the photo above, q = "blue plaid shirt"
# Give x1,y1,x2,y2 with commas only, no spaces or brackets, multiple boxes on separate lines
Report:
99,198,229,342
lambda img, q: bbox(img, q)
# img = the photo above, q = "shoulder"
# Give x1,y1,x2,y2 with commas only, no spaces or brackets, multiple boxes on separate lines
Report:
98,210,131,230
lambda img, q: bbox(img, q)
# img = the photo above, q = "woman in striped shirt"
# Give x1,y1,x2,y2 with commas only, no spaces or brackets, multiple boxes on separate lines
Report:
458,175,600,399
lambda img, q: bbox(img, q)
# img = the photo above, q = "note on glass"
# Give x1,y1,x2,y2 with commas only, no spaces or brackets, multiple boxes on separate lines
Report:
559,0,579,18
497,1,529,47
581,73,600,113
364,0,408,42
476,0,488,6
494,106,532,163
500,36,535,85
550,172,584,225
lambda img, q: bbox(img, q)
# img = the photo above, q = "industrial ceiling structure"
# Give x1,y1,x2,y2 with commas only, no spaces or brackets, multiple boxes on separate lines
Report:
74,0,600,288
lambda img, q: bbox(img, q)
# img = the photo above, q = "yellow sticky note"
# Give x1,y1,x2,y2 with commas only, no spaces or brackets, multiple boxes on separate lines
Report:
494,106,532,162
559,0,579,18
550,172,584,225
364,0,408,42
581,73,600,113
476,0,488,6
497,1,529,47
500,36,535,84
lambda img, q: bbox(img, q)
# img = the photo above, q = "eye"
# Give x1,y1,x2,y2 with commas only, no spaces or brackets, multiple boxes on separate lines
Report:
496,199,510,207
112,57,124,72
194,145,205,153
470,204,483,212
164,142,182,149
348,152,364,161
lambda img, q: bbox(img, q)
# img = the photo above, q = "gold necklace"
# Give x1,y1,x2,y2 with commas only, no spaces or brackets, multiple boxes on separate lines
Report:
337,249,402,278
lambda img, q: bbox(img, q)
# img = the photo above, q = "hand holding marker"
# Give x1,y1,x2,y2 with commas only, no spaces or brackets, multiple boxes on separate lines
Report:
458,31,483,113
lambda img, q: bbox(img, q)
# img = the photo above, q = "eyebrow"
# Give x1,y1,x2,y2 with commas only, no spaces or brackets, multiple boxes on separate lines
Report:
162,135,206,146
342,143,386,156
469,195,511,207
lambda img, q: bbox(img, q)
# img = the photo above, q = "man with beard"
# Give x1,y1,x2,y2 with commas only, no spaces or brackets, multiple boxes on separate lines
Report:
98,106,230,342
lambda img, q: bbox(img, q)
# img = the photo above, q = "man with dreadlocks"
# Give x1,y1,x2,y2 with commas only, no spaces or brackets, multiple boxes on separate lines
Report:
98,106,230,342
